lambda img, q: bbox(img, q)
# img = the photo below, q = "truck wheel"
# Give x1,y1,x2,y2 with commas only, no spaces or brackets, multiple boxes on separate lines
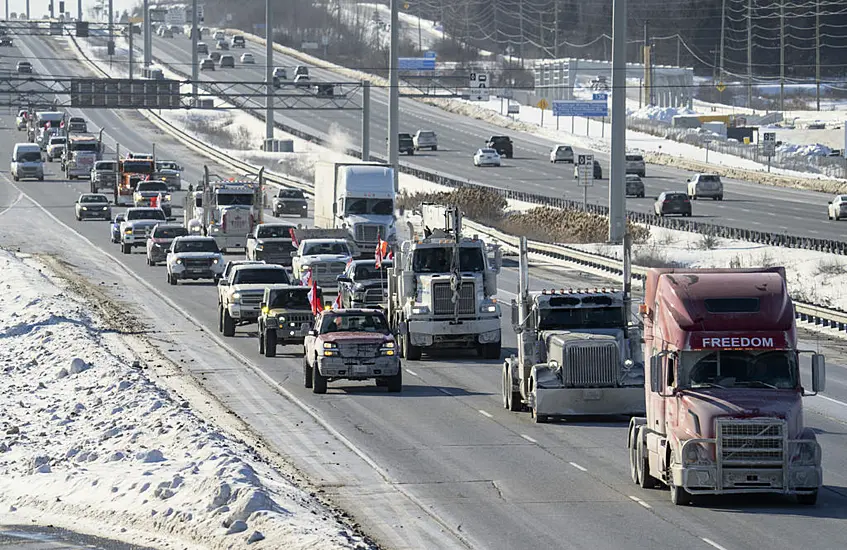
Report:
312,363,327,394
258,330,265,354
386,367,402,393
168,272,177,285
483,341,501,360
504,363,522,412
669,451,692,505
303,357,313,388
403,334,421,361
797,491,818,505
218,306,224,333
636,429,659,489
264,330,277,357
121,243,131,254
222,309,235,337
629,428,640,484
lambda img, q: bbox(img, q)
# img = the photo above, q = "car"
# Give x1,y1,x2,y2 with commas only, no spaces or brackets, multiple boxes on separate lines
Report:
654,192,692,217
625,174,645,198
209,51,222,63
200,58,215,71
74,193,111,221
246,223,298,264
273,188,308,217
219,54,235,68
166,236,225,284
170,25,183,35
550,144,575,163
16,61,33,73
828,194,847,220
337,259,393,308
0,36,13,47
273,67,288,80
110,213,126,243
213,30,225,41
133,180,173,217
398,133,415,155
257,285,316,358
272,76,281,89
68,116,87,133
626,154,646,177
15,109,28,131
294,65,309,78
294,74,310,87
231,35,246,48
216,39,229,50
196,42,208,54
572,159,602,179
303,309,401,394
158,27,173,38
687,173,724,200
90,160,117,193
413,130,437,151
240,53,254,64
473,148,501,167
146,224,189,265
486,135,513,158
45,135,67,161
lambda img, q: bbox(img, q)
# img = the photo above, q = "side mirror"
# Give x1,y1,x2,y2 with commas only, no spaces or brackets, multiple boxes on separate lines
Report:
290,250,298,257
307,329,317,337
219,279,229,286
246,233,254,239
828,201,833,205
811,354,826,393
649,355,664,394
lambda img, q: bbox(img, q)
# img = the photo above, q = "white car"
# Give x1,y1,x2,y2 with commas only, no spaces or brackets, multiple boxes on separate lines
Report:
473,148,501,167
549,144,575,163
291,238,353,288
828,194,847,221
240,52,255,64
166,236,224,285
46,135,66,161
413,130,438,151
15,109,28,131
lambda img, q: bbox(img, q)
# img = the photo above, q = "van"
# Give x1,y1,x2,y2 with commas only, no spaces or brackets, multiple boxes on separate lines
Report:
11,142,44,181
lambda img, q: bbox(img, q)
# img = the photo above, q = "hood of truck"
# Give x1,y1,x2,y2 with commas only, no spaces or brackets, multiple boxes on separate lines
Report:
674,388,803,439
301,254,350,263
345,214,396,229
231,284,274,293
541,328,623,344
171,252,222,260
321,332,393,344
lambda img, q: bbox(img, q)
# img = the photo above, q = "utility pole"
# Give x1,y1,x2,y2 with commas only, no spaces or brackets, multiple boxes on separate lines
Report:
26,0,29,20
554,1,559,58
609,0,626,243
128,21,134,78
719,0,726,85
747,0,753,108
643,21,650,106
816,0,821,111
519,1,524,68
5,0,8,21
265,0,273,140
191,0,198,101
780,0,785,110
143,0,151,67
78,0,81,21
417,2,423,52
388,0,400,191
362,81,370,161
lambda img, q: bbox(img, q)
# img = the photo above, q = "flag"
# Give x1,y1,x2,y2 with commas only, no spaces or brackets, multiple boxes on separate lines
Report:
331,292,342,310
375,236,391,269
60,120,65,129
307,277,321,315
289,228,299,247
150,194,159,208
300,267,311,287
45,121,51,129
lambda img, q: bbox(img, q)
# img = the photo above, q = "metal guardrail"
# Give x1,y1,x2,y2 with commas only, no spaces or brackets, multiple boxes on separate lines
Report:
461,218,847,334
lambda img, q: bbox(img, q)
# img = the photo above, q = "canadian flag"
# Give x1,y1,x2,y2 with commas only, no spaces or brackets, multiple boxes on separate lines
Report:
60,120,65,129
150,194,159,208
289,227,299,247
375,233,393,269
307,277,322,315
331,292,342,310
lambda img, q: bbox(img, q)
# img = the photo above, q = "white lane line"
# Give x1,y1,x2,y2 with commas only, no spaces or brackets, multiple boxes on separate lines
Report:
628,495,652,509
702,537,730,550
520,434,537,444
569,462,588,472
405,368,418,377
818,394,847,408
0,191,23,217
478,409,494,419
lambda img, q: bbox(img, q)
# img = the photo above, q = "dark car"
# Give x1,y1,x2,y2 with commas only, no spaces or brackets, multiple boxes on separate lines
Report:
486,135,513,159
273,188,308,217
654,192,692,217
625,174,645,197
0,36,13,47
337,259,393,308
399,133,415,155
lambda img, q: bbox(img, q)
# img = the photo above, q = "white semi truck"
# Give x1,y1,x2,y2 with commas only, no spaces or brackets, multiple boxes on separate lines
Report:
314,161,396,257
386,205,502,360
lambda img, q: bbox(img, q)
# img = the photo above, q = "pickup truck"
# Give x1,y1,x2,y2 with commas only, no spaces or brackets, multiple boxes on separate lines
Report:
218,264,292,337
119,207,167,254
246,223,297,265
90,160,118,193
291,238,353,288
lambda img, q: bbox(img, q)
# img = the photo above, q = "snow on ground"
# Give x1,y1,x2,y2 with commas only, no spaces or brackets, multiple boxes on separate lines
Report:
0,251,370,549
627,105,696,124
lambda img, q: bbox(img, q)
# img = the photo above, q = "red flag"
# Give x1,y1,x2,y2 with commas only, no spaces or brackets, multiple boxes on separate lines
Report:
45,121,51,129
308,277,321,315
60,120,65,128
150,194,159,208
300,267,311,287
289,227,299,247
331,292,342,310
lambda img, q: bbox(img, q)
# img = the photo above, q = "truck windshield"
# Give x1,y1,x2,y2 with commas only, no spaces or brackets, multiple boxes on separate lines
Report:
123,161,153,174
70,142,98,153
412,247,485,273
354,262,392,280
257,225,294,238
174,239,219,253
269,289,311,309
137,182,169,193
319,313,389,334
537,306,625,330
217,193,254,206
680,350,798,390
345,198,394,216
126,209,166,221
302,242,350,256
233,268,291,285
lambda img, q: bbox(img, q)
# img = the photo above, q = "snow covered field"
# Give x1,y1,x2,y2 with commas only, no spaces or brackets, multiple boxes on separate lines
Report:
0,251,371,549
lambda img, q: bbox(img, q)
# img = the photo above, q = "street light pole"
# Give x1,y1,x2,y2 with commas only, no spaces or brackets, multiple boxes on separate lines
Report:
265,0,273,140
609,0,627,243
191,0,198,101
388,0,400,191
143,0,151,67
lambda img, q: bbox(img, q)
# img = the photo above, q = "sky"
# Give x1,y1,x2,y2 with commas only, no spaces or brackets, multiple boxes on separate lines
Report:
6,0,140,20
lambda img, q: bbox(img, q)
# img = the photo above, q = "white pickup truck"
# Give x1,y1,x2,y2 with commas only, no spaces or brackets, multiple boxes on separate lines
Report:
217,264,292,337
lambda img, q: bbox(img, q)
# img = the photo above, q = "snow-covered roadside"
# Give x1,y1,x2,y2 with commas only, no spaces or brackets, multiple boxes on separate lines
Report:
0,250,370,550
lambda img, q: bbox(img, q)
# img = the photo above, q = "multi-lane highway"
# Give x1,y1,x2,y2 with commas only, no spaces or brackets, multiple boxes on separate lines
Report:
4,31,847,550
139,32,847,243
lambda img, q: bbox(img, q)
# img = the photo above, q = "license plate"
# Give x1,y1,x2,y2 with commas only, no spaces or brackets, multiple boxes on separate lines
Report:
353,365,368,375
583,389,601,400
188,268,205,273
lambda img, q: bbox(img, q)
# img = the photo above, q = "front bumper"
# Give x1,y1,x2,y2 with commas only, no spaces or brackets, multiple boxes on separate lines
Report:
533,386,645,416
316,356,400,378
407,318,500,347
171,264,224,280
78,208,111,218
273,202,308,215
266,323,311,344
252,251,293,265
227,302,261,321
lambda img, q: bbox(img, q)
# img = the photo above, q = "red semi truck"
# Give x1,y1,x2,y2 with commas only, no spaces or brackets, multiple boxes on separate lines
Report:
628,267,826,505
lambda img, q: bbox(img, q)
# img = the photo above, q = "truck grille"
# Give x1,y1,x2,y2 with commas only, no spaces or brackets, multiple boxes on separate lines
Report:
718,419,785,467
338,342,381,358
183,258,212,269
240,292,263,307
562,342,619,387
354,224,385,243
132,227,152,237
311,262,346,284
432,281,475,316
364,287,387,303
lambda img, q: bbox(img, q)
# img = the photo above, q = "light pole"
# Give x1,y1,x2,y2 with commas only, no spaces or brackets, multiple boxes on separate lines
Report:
265,0,273,140
143,0,151,67
388,0,399,190
191,0,198,101
609,0,627,243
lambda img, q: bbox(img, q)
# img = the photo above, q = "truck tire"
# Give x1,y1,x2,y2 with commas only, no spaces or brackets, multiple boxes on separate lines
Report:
222,309,235,337
218,306,224,333
482,341,501,360
797,491,818,505
264,330,277,357
636,428,659,489
403,334,421,361
121,243,131,254
168,272,177,285
258,329,265,355
303,357,313,388
312,364,327,394
504,363,522,412
386,367,402,393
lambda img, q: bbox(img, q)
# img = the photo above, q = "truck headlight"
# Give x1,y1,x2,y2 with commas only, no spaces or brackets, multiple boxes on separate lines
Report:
165,194,172,201
175,258,183,264
380,341,395,356
213,258,220,264
231,292,241,301
791,441,818,466
124,228,132,234
323,341,338,356
81,206,88,211
255,244,264,251
683,443,712,466
411,305,429,315
479,300,498,313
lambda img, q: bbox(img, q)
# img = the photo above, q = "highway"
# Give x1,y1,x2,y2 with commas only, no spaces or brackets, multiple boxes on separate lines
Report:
138,32,847,244
5,32,847,550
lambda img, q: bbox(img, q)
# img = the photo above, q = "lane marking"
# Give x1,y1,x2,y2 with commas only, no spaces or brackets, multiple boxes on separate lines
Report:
0,191,23,217
404,368,418,377
702,538,730,550
628,495,652,509
520,434,537,444
818,394,847,408
569,462,588,472
478,409,494,419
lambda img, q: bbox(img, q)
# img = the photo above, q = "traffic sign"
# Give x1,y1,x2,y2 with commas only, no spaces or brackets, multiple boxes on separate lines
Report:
716,81,726,93
423,50,437,59
536,98,549,110
507,104,520,115
553,100,608,117
469,72,489,101
577,154,594,187
399,57,435,70
762,131,776,156
592,93,608,101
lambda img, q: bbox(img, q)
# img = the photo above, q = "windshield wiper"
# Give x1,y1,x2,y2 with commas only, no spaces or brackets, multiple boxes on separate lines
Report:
689,382,726,389
737,380,779,389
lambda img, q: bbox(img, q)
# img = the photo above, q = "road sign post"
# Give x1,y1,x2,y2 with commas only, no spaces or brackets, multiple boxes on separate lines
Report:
577,153,594,209
537,98,549,127
763,131,776,173
705,139,712,164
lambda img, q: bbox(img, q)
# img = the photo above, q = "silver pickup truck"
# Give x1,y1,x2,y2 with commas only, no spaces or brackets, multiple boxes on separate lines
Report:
90,160,117,193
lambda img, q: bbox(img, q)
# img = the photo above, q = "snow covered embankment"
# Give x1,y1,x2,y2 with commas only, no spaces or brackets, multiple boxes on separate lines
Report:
0,251,369,550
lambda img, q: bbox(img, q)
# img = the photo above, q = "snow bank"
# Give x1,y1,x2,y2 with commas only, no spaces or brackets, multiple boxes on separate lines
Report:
776,143,832,157
627,105,696,124
0,250,370,549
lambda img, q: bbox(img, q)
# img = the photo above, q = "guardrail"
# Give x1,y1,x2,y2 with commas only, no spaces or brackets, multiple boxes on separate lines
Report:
66,33,847,335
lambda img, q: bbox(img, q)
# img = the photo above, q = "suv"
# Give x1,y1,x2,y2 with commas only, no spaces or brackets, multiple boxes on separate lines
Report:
549,144,574,163
399,133,415,155
68,117,87,133
654,192,692,217
257,285,316,357
687,173,724,200
413,130,437,151
196,42,208,55
166,236,224,284
231,35,245,48
46,135,67,161
625,174,645,198
146,224,188,266
90,160,117,192
273,188,308,217
487,136,513,158
625,154,646,177
219,54,235,68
